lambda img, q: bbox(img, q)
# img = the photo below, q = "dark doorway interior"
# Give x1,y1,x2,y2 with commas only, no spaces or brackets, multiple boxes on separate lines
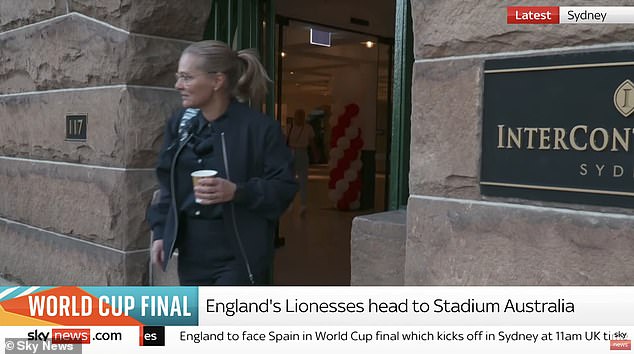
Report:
272,11,394,284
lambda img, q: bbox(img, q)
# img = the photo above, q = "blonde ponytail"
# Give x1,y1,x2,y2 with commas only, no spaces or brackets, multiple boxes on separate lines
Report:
236,48,271,105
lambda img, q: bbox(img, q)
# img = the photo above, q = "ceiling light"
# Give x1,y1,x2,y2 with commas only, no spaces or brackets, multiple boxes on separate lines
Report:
363,41,375,48
290,71,295,75
281,51,286,58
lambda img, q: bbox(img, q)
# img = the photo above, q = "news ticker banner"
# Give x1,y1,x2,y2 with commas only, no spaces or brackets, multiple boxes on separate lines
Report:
0,325,632,353
508,6,634,24
0,287,633,353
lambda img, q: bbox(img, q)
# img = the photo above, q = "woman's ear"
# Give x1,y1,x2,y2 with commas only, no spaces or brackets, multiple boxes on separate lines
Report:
214,72,227,91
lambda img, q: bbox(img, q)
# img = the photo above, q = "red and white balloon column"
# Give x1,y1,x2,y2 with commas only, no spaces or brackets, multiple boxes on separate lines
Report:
328,103,364,210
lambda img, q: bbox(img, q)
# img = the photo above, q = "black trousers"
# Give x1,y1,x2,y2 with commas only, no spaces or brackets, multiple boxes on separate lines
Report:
176,218,269,285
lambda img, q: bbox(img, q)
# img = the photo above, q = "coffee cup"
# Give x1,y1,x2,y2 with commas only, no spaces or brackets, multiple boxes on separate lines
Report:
191,170,218,203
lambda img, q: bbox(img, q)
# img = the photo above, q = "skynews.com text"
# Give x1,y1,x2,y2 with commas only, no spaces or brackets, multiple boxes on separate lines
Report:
27,329,122,344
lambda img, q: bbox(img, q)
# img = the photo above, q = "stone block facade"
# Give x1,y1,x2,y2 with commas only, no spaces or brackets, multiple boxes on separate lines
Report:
411,0,634,59
1,14,188,94
402,0,634,285
0,87,179,167
0,0,211,40
0,1,207,284
406,196,634,285
0,218,148,285
351,210,406,285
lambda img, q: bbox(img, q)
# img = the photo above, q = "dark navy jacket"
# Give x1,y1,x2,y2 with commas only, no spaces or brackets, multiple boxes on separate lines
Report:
147,100,297,276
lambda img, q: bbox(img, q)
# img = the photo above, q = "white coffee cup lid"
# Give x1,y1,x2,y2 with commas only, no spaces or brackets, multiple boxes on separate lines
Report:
191,170,218,177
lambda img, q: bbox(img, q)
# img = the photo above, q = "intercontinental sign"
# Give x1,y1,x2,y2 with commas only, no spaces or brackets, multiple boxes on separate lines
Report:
481,50,634,208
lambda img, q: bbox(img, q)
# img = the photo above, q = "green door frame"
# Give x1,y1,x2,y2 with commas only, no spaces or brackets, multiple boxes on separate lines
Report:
204,0,276,116
389,0,412,210
264,0,276,119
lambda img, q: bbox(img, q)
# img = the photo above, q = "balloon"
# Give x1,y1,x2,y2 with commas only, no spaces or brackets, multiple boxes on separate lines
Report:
331,126,345,146
329,102,362,206
335,179,348,192
330,147,343,160
331,166,344,180
337,192,353,210
343,148,358,162
338,137,350,150
334,147,345,159
345,126,358,139
351,136,363,150
334,161,350,175
349,178,362,192
343,185,357,199
344,169,357,182
342,114,353,126
328,168,344,188
345,103,359,116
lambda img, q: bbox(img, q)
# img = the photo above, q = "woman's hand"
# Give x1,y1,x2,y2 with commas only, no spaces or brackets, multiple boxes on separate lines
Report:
151,239,164,269
194,177,237,204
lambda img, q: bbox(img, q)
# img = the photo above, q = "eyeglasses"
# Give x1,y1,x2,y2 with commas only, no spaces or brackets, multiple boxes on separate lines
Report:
174,73,196,84
175,72,221,84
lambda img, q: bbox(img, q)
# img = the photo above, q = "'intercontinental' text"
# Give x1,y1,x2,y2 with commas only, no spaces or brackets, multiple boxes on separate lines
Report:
497,124,634,152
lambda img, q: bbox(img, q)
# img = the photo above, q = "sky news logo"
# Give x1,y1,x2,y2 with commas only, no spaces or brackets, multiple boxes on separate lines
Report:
27,329,91,344
5,338,81,353
139,326,165,346
611,340,632,350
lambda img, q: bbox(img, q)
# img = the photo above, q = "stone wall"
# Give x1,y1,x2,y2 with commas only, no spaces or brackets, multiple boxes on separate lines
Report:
0,1,210,40
351,211,406,285
406,196,634,285
0,1,210,284
406,0,634,285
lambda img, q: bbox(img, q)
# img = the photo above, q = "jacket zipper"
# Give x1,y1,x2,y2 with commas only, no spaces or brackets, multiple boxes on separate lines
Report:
167,134,194,262
221,132,255,285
